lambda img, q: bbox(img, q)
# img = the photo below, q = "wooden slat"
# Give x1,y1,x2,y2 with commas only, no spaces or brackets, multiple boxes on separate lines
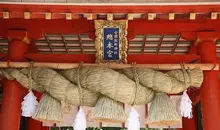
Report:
0,48,4,53
78,34,84,54
45,34,54,53
156,35,164,54
61,34,69,54
171,34,181,54
141,35,147,54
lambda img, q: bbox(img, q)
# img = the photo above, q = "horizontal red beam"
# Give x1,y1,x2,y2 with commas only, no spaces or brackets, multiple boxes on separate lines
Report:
1,19,220,39
0,4,220,13
25,54,96,63
0,19,95,39
25,53,200,64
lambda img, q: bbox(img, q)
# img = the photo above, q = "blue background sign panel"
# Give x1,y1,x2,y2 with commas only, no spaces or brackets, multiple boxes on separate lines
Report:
103,28,120,61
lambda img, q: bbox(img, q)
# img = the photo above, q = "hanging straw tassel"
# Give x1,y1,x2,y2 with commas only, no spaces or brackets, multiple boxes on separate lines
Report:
32,92,63,123
147,93,181,126
177,63,193,119
21,62,38,117
73,63,87,130
92,96,127,123
177,90,192,118
127,63,140,130
21,90,38,117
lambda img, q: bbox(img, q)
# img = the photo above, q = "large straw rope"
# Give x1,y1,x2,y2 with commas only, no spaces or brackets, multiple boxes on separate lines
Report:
77,63,83,106
0,66,203,106
1,68,45,92
131,63,139,106
0,65,203,123
120,68,203,94
61,66,155,105
0,68,99,106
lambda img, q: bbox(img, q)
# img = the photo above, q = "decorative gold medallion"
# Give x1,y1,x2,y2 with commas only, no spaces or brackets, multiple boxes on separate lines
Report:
95,20,128,63
24,12,31,19
3,12,9,19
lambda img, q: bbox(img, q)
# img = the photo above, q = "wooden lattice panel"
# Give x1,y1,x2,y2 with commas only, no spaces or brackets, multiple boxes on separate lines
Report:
0,34,219,55
128,35,191,54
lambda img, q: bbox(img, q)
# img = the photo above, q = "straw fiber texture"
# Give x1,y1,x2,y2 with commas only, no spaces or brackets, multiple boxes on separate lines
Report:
120,68,203,94
61,66,154,105
147,93,181,126
92,96,128,123
32,93,63,123
0,67,203,106
0,67,203,123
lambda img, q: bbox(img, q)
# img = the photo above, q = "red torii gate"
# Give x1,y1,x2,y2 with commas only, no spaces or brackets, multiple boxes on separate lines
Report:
0,3,220,130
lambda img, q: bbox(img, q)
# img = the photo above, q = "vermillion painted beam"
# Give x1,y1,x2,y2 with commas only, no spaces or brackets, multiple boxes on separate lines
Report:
0,4,220,14
24,53,200,64
1,19,220,39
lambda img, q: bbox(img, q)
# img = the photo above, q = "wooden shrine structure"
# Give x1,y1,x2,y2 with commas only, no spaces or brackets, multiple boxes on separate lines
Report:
0,1,220,130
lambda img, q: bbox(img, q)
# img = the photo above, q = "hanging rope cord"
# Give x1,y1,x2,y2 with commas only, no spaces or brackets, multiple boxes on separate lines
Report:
181,63,192,91
131,62,139,106
77,62,84,106
28,61,34,90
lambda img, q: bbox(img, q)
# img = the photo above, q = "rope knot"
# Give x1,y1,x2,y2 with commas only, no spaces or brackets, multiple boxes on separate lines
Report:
180,63,191,91
131,62,139,106
28,61,34,90
77,62,84,106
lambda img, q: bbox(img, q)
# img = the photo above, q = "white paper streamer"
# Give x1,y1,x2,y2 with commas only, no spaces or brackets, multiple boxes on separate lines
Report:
177,91,193,118
73,107,87,130
21,90,38,117
127,107,140,130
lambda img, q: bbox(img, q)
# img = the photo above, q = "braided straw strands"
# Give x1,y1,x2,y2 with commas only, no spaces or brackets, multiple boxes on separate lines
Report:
2,67,99,107
61,67,155,105
120,68,203,94
0,67,203,106
166,68,203,88
147,93,181,126
0,66,203,123
32,93,63,123
29,67,99,106
92,96,127,123
0,68,45,92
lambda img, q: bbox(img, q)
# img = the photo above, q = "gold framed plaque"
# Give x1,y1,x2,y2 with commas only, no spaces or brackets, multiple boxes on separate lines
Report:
95,20,128,63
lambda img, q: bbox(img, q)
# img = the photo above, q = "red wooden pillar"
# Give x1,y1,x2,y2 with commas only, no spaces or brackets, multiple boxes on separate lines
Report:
7,40,28,61
41,126,50,130
181,106,197,130
0,39,28,130
27,118,42,130
198,41,220,130
0,80,23,130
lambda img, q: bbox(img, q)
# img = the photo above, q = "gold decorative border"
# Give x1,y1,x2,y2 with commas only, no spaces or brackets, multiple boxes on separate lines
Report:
95,20,128,63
